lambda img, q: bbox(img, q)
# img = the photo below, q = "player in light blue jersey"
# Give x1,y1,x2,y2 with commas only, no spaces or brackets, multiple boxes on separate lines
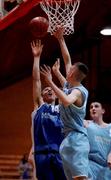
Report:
30,40,66,180
85,101,111,180
41,28,89,180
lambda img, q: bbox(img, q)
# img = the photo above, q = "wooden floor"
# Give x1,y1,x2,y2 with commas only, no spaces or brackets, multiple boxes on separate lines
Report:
0,154,28,179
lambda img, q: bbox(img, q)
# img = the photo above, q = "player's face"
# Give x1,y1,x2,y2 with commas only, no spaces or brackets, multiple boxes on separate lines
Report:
42,87,56,103
66,65,78,82
90,102,105,120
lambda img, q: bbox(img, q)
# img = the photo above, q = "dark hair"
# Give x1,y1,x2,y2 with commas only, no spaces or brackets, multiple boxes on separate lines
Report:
75,62,89,76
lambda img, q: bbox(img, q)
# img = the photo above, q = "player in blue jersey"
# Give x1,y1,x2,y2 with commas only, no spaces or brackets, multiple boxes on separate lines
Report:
40,28,89,180
30,40,66,180
84,101,111,180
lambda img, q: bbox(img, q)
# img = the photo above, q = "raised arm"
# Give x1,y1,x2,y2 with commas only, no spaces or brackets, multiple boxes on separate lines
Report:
41,65,81,107
31,40,44,109
52,58,66,87
54,28,72,76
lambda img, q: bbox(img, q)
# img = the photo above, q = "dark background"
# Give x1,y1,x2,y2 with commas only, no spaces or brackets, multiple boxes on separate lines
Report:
1,0,111,113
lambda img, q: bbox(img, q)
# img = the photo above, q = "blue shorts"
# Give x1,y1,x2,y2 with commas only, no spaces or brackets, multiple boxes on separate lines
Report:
59,131,89,179
34,152,66,180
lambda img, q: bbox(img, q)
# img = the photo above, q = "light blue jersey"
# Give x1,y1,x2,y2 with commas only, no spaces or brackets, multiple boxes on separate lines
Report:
87,121,111,166
87,121,111,180
59,82,89,179
60,82,88,136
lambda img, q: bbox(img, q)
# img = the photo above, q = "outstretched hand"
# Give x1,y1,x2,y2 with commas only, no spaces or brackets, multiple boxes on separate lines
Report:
40,65,52,84
53,26,64,40
31,40,43,57
52,58,60,74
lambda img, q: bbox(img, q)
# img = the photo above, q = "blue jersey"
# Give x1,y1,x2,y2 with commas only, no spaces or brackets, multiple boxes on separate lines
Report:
87,121,111,166
32,103,64,153
60,82,88,136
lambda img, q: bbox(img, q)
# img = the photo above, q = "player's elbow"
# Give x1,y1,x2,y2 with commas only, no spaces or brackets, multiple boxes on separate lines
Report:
62,99,72,107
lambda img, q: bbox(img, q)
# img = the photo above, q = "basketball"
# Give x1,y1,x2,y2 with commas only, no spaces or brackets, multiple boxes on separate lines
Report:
29,16,49,38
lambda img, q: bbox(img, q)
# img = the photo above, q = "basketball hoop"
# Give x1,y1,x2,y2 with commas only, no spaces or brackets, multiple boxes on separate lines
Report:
40,0,80,35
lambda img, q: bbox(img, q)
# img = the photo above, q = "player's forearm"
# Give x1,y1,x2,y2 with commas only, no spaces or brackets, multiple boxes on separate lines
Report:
32,78,42,108
32,56,43,107
47,79,71,106
54,69,66,87
58,37,71,71
32,56,40,81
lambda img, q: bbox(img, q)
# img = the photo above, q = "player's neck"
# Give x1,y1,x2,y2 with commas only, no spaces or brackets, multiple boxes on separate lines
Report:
68,80,81,87
94,118,108,127
46,101,55,105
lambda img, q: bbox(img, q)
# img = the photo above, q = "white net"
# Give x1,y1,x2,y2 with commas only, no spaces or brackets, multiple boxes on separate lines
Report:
40,0,80,35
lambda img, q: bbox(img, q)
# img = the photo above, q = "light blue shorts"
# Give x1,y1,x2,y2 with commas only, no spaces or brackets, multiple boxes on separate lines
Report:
88,160,111,180
97,166,111,180
59,131,89,180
